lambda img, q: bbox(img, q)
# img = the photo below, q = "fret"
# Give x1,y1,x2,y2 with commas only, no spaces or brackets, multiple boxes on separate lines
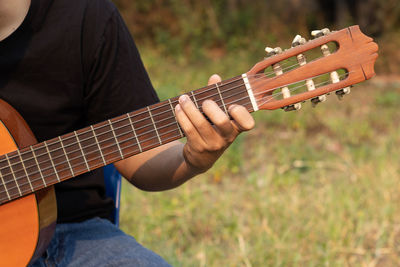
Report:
149,101,182,145
108,114,137,158
91,126,107,165
5,154,21,196
44,138,72,180
30,142,59,187
147,107,162,145
59,136,75,177
218,77,251,111
77,128,105,169
44,141,61,183
169,98,184,138
127,114,142,153
61,132,88,176
241,73,259,111
4,150,35,196
15,146,44,192
94,121,121,164
17,150,33,192
108,120,124,159
0,166,11,200
191,91,200,109
0,154,22,201
130,108,160,152
31,146,47,186
74,131,90,171
215,83,228,114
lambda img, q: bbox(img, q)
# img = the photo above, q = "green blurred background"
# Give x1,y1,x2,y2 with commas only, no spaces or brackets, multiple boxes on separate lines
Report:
113,0,400,266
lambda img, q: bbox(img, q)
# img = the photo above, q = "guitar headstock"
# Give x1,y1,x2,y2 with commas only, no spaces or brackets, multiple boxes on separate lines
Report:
245,25,378,111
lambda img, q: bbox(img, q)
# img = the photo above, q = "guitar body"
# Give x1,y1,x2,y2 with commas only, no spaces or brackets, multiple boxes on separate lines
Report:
0,99,57,266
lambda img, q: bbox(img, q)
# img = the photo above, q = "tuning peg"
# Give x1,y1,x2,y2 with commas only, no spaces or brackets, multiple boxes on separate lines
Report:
283,103,302,112
265,46,274,53
265,47,282,57
311,28,330,38
311,95,327,107
335,87,351,100
265,47,275,58
291,35,306,47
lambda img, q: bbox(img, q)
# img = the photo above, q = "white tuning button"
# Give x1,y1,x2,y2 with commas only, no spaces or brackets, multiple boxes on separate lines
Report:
292,35,326,107
269,46,301,112
335,87,351,100
311,28,331,38
291,35,305,47
265,47,275,53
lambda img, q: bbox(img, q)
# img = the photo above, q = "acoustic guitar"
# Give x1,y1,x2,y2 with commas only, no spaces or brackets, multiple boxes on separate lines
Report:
0,25,378,266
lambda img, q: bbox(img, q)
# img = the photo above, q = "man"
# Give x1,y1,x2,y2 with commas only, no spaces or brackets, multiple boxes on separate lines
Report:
0,0,254,265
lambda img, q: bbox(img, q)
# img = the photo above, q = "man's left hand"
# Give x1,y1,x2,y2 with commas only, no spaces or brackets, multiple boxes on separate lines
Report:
175,74,255,174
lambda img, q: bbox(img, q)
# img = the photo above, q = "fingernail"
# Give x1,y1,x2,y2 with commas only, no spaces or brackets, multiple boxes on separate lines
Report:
175,104,181,112
228,104,237,112
179,95,189,104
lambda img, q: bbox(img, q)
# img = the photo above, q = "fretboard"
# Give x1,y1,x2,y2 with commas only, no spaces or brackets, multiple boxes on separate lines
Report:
0,75,254,205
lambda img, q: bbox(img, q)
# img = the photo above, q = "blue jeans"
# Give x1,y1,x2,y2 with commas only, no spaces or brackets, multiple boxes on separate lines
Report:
29,217,172,267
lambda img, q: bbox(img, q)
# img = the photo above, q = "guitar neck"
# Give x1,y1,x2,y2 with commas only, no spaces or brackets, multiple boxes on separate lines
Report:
1,26,379,205
0,75,255,205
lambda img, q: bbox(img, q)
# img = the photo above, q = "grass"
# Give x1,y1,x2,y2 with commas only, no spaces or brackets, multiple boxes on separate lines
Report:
119,46,400,266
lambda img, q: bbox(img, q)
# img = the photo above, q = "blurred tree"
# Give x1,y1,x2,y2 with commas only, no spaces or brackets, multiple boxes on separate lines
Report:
112,0,399,73
113,0,399,43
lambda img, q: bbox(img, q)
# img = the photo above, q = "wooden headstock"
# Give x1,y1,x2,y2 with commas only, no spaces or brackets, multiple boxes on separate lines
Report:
245,25,378,110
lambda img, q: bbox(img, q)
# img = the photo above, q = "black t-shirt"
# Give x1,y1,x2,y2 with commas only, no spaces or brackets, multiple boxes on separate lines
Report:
0,0,159,222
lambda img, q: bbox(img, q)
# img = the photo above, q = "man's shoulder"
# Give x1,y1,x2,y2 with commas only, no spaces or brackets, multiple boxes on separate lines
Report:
45,0,121,49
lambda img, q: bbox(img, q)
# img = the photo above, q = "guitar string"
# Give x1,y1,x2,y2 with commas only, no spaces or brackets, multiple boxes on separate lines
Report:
0,70,350,186
8,39,347,169
0,72,351,199
0,59,302,167
255,72,350,108
0,70,351,192
0,72,273,169
0,74,258,162
0,75,343,201
0,77,349,201
0,59,299,165
0,76,261,178
0,66,329,177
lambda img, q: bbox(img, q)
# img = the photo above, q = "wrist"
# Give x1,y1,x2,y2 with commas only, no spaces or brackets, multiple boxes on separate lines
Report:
182,152,209,176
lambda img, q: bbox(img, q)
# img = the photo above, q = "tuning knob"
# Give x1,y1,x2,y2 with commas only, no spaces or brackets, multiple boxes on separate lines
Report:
291,35,306,47
265,47,282,57
335,87,351,100
311,96,326,107
265,46,274,54
311,28,331,38
283,105,301,112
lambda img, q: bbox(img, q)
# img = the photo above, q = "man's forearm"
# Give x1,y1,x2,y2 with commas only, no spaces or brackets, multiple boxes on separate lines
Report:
114,140,202,191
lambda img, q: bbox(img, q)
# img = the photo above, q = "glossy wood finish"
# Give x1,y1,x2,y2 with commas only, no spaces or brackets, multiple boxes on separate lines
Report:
0,99,56,266
246,25,378,110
